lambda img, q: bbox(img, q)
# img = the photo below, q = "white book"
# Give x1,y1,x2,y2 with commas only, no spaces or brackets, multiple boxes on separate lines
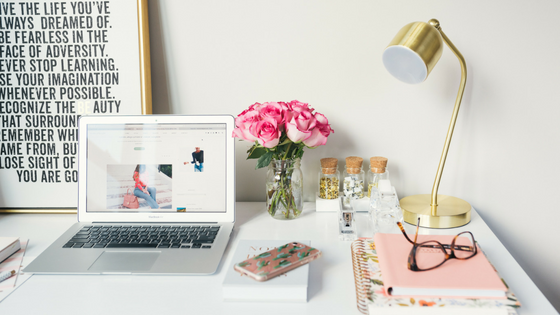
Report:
222,240,310,302
0,237,20,264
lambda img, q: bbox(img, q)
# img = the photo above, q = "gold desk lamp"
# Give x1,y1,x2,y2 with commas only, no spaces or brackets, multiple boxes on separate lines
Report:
382,19,471,228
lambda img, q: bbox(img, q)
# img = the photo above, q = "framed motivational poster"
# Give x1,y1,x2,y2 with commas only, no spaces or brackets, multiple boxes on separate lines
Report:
0,0,152,212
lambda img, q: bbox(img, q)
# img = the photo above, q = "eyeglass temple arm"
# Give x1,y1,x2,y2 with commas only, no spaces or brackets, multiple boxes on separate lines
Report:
396,222,414,244
413,218,420,244
423,243,474,252
396,218,421,244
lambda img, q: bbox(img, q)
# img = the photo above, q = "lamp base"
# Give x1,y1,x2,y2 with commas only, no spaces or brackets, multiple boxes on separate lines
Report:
400,194,471,229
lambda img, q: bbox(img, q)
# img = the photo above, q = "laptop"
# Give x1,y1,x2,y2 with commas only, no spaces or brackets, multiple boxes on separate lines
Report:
24,114,236,275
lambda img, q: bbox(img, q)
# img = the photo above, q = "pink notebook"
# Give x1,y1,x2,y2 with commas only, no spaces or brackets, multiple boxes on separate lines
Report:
374,233,507,299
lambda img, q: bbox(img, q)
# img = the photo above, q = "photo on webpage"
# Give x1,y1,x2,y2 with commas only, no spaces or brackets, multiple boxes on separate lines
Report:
107,164,173,211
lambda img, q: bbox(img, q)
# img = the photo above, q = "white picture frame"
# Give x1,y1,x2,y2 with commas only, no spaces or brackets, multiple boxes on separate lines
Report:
0,0,152,213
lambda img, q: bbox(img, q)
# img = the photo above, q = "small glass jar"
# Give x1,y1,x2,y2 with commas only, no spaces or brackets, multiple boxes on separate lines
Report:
367,156,389,198
342,156,365,208
318,158,339,199
266,159,303,220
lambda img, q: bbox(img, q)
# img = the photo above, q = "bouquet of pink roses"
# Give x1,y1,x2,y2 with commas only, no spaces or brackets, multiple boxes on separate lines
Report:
232,100,334,169
233,100,334,219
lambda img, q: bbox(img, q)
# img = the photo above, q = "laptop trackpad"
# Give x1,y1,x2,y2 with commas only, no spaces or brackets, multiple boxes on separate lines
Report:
88,251,160,272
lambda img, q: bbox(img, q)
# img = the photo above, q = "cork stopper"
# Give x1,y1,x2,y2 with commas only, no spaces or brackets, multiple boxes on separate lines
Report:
345,156,363,174
370,156,388,173
320,158,338,174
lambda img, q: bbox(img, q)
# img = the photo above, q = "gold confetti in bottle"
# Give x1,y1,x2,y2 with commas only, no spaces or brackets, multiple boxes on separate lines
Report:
318,158,339,199
367,157,389,198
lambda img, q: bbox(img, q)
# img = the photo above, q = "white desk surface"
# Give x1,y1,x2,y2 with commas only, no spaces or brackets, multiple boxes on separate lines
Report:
0,202,557,315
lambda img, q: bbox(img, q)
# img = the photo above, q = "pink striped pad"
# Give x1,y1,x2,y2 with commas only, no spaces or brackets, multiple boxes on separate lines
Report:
0,241,28,291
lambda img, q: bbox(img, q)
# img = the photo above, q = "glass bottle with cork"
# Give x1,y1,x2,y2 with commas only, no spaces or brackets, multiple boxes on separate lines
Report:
367,156,389,198
342,156,365,208
319,158,339,200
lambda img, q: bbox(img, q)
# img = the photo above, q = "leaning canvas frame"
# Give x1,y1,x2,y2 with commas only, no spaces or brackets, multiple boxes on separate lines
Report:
0,0,152,213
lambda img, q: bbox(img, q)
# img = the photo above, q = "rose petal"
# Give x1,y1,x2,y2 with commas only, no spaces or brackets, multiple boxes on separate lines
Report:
232,126,257,142
303,127,327,147
303,123,333,147
314,112,328,125
286,117,312,143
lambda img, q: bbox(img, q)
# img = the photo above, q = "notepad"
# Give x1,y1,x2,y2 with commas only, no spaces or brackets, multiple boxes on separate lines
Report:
374,233,508,299
0,237,20,264
0,240,27,292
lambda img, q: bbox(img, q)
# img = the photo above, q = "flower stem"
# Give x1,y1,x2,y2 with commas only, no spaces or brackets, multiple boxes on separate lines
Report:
267,159,301,219
283,143,292,160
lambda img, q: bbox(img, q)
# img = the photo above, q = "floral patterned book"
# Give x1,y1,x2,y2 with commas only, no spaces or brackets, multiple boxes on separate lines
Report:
351,238,520,315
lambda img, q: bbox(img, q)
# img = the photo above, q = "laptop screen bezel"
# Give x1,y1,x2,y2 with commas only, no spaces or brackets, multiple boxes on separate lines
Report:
77,114,235,223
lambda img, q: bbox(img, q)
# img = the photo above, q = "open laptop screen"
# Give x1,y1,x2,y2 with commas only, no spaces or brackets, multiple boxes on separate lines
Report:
85,123,227,213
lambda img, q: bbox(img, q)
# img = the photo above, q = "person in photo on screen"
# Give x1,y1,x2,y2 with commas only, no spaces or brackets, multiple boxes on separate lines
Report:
184,147,204,172
133,164,159,209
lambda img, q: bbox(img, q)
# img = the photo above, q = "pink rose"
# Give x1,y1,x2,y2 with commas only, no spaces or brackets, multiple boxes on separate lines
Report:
285,110,317,143
250,118,281,148
303,112,334,147
236,102,261,118
258,102,285,127
233,100,333,151
247,102,261,111
278,102,290,110
288,100,314,114
232,109,260,142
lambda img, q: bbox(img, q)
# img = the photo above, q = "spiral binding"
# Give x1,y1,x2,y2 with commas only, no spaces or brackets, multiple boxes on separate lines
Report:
351,238,372,315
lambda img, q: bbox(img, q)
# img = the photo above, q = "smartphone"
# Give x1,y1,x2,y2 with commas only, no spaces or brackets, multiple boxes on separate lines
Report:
233,242,322,281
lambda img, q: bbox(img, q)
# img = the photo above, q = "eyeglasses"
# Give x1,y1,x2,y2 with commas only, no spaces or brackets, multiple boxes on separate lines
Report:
396,218,478,271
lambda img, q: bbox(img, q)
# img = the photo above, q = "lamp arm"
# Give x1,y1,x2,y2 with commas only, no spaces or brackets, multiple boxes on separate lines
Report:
430,25,468,216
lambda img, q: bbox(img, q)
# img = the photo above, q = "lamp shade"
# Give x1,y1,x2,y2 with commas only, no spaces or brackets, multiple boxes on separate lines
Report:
382,21,443,84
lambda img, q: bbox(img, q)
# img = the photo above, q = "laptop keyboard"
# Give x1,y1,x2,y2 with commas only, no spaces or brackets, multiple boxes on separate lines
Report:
63,225,220,249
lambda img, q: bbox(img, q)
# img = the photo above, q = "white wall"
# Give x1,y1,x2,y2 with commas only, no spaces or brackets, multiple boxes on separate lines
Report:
148,0,560,311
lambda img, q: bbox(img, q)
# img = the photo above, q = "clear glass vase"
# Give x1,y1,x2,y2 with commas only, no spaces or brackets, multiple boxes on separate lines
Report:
266,159,303,220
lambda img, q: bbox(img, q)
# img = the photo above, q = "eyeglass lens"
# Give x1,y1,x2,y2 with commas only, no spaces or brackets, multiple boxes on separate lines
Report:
415,241,447,270
452,232,477,259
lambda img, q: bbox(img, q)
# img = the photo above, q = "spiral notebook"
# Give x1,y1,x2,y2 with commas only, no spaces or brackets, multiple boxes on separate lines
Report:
350,238,520,315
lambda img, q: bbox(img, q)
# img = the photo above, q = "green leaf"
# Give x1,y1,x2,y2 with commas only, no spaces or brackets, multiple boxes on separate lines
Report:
292,144,305,160
256,151,274,169
371,279,384,286
247,146,267,159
